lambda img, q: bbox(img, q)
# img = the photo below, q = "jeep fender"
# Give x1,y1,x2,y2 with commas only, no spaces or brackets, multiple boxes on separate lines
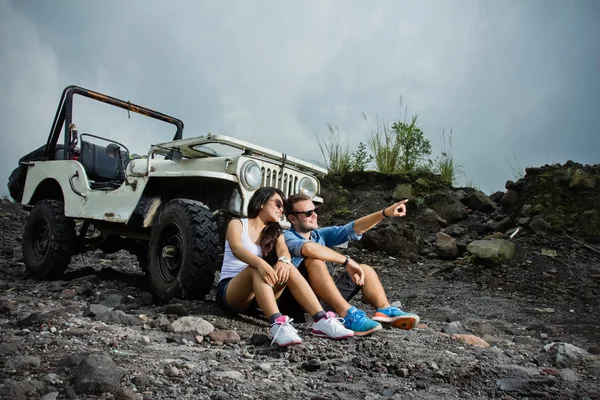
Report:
22,160,148,223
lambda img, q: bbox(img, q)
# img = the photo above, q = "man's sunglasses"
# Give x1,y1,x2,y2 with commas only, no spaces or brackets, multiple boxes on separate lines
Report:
290,207,319,217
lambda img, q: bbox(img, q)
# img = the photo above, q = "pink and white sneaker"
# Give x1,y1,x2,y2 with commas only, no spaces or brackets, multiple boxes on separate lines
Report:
270,315,302,347
312,312,354,340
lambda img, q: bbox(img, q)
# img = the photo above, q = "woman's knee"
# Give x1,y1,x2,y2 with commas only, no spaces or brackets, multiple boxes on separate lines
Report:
287,266,302,281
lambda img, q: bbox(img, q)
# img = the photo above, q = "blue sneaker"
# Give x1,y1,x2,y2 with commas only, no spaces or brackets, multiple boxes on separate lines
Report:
372,306,419,330
343,306,382,336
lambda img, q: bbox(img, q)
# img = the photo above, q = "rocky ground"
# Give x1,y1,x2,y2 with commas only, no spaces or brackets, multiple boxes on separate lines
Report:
1,162,600,400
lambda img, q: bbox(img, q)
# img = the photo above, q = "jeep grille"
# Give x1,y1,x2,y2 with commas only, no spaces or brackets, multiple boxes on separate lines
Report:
261,167,300,197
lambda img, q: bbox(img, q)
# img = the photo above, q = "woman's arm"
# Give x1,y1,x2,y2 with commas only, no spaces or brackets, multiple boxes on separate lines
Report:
226,220,278,286
273,234,292,284
275,234,291,259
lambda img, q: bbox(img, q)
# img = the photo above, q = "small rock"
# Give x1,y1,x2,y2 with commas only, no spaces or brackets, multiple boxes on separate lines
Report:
544,342,590,368
558,368,580,382
256,363,272,372
163,303,188,316
5,355,41,371
529,217,551,234
208,330,241,344
60,289,76,299
131,375,150,386
115,387,142,400
249,333,270,346
452,334,490,348
467,239,515,262
99,294,123,309
73,353,124,394
442,321,467,335
587,346,600,355
211,370,245,382
302,359,322,372
169,316,214,336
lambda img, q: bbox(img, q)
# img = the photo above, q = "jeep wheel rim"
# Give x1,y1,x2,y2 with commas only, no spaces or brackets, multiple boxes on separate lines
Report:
31,219,50,260
157,223,183,283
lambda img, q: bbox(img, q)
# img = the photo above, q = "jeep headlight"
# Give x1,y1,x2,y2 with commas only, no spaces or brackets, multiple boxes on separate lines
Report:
298,177,317,198
240,160,262,190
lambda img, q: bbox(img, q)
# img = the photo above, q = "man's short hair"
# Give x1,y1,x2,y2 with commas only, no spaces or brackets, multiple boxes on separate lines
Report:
285,193,311,217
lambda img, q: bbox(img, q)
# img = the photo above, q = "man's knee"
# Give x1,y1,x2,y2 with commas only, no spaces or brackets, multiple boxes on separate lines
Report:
305,258,328,271
360,264,378,279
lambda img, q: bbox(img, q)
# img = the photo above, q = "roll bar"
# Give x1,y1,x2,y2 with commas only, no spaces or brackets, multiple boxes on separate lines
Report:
44,85,184,160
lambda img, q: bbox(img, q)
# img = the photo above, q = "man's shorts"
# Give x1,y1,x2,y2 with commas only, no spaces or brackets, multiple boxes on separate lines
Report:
277,260,361,320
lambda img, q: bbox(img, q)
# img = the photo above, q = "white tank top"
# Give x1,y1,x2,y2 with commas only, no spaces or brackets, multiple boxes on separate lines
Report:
220,218,263,281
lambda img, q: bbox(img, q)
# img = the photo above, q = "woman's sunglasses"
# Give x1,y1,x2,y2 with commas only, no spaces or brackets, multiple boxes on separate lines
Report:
290,207,319,217
269,199,284,210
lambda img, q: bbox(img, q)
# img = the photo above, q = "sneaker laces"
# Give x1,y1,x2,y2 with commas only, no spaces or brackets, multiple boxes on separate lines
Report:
347,308,367,324
324,315,348,334
270,318,298,346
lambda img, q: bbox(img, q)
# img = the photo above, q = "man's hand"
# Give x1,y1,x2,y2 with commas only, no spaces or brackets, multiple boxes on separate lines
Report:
384,199,408,218
346,259,365,286
273,261,291,285
257,263,278,287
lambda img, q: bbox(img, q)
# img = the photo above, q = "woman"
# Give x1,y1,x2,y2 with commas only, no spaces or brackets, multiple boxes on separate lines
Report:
216,187,353,346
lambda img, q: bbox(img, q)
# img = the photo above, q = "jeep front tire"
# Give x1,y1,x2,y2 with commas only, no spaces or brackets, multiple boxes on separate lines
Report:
22,200,76,279
148,198,219,302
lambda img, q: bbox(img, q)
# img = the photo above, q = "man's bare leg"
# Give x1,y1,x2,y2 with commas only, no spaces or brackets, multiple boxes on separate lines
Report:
360,264,392,310
304,258,353,317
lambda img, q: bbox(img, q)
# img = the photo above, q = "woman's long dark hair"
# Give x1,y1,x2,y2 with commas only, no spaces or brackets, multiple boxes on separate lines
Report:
247,187,286,256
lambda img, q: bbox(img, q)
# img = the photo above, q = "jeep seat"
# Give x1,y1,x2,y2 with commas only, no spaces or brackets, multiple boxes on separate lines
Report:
80,141,126,190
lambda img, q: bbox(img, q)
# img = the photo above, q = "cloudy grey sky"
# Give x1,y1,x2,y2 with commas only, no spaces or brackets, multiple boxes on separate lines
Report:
1,0,599,196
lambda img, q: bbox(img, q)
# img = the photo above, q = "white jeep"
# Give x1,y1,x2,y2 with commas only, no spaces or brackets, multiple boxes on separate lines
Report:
8,86,326,302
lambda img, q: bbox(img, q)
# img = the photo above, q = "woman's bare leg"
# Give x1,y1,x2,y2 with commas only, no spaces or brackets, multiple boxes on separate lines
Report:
225,267,280,318
284,267,323,316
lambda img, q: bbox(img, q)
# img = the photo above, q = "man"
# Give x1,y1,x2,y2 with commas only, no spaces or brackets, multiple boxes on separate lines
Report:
282,194,420,336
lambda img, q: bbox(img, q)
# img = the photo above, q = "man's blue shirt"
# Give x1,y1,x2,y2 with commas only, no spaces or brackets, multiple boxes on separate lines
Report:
283,221,362,267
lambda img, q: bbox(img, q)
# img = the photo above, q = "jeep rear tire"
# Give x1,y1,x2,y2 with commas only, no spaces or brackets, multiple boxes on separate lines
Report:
148,199,219,302
22,200,76,279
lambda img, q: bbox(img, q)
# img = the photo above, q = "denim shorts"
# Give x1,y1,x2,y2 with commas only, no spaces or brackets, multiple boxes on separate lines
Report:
216,278,235,312
216,277,262,317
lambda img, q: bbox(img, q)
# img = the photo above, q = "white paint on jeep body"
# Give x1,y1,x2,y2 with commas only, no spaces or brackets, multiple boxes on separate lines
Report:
22,160,147,223
22,134,326,226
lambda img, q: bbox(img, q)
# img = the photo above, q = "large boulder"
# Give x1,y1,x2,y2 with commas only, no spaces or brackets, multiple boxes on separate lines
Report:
361,223,421,256
500,190,519,207
467,239,515,262
425,191,468,224
393,183,413,201
436,232,458,260
461,191,497,212
569,169,596,190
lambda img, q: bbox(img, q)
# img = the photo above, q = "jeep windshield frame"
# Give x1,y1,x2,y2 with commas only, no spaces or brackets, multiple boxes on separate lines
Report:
45,85,184,161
